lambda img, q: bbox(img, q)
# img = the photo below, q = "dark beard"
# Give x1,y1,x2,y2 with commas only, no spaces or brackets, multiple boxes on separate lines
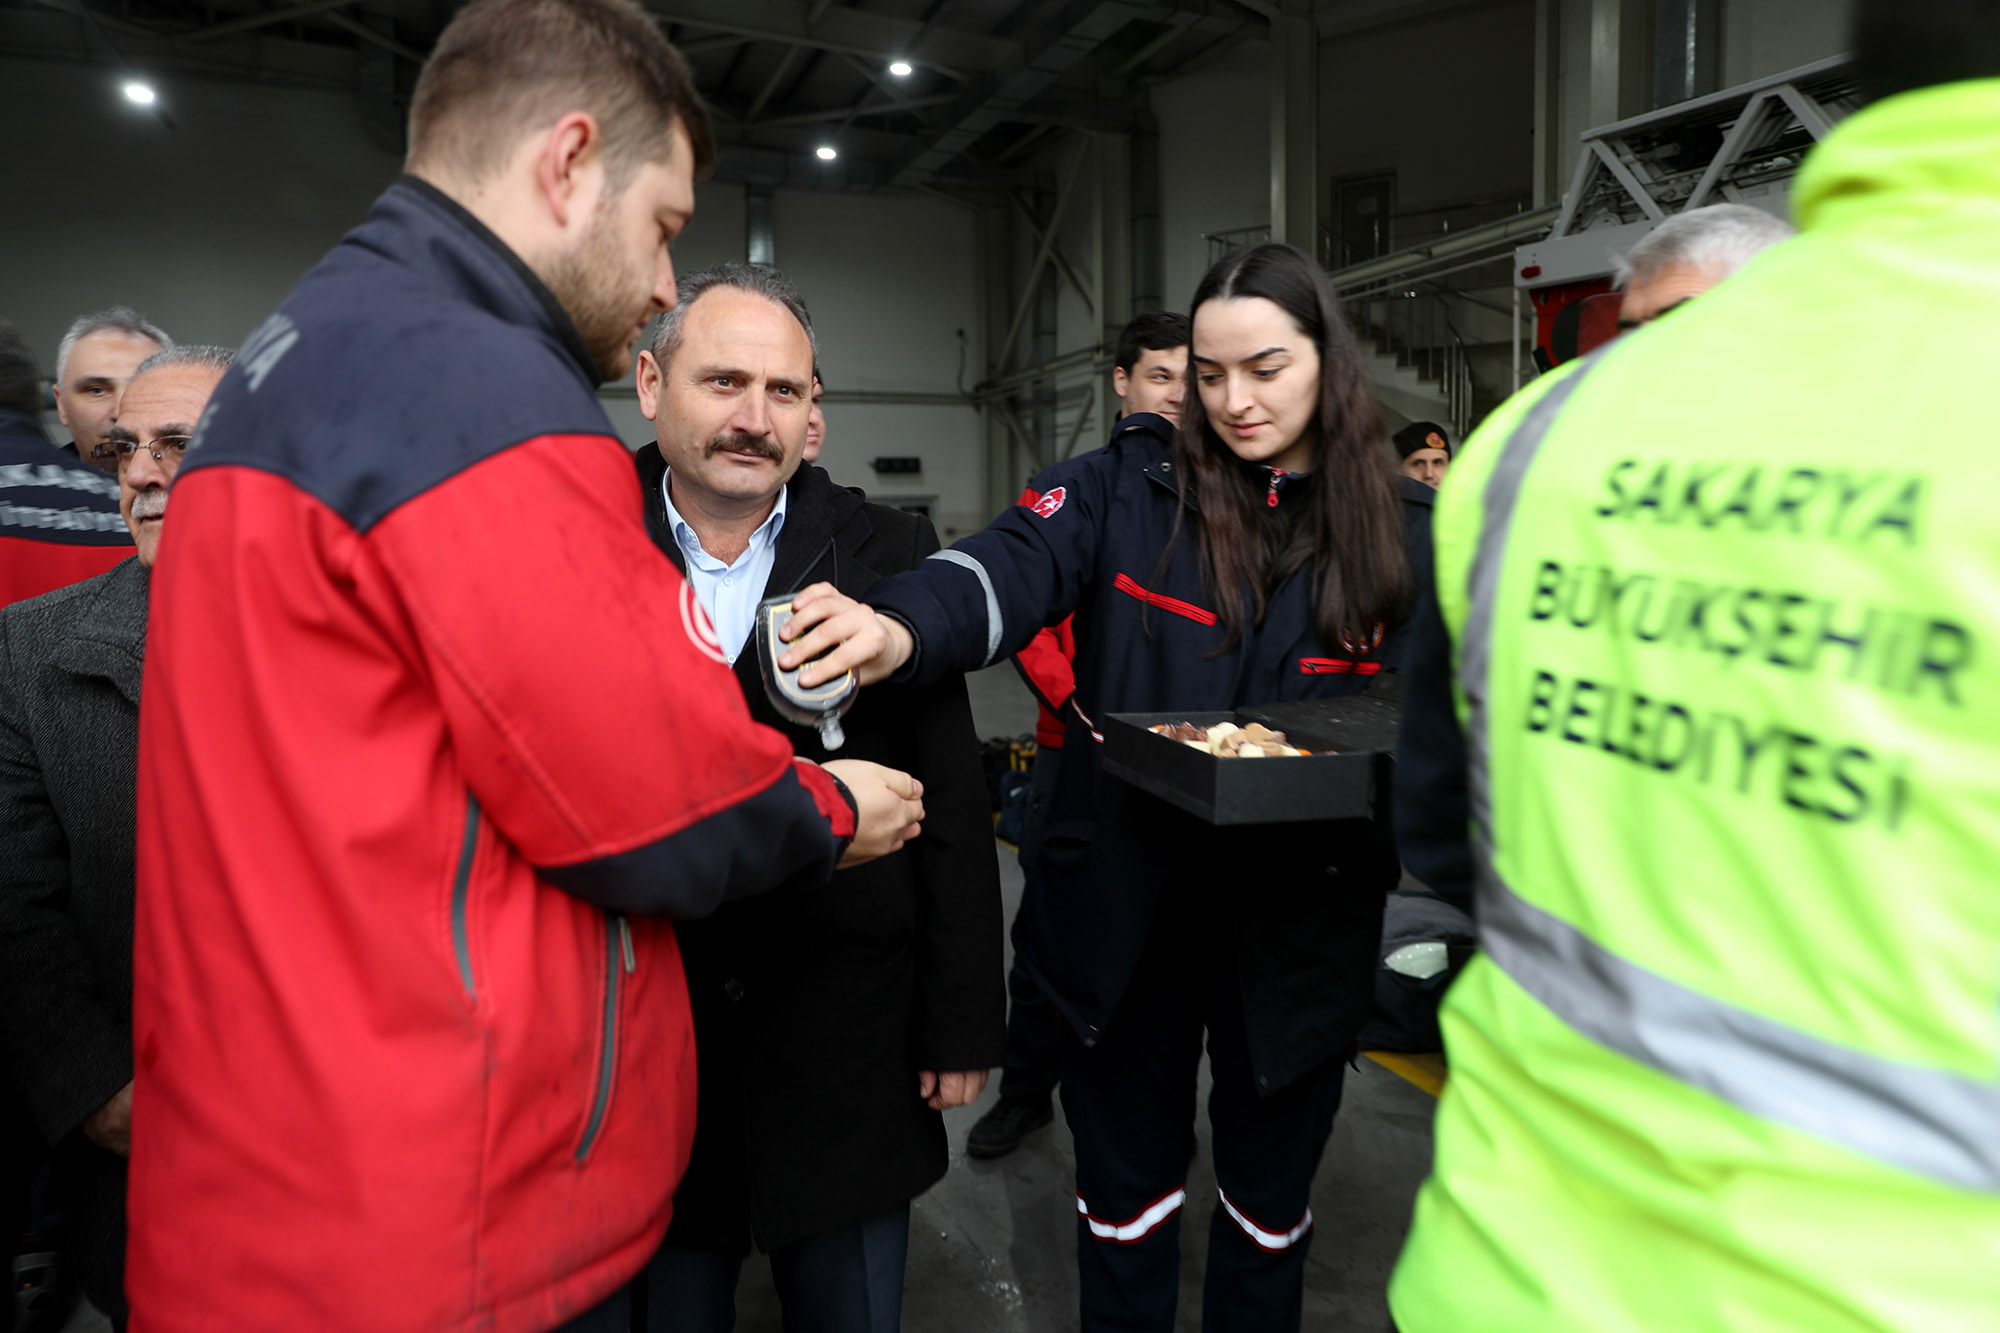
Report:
542,206,648,382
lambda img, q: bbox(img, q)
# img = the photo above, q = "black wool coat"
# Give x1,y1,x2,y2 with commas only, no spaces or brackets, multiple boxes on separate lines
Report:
0,557,150,1323
633,448,1006,1252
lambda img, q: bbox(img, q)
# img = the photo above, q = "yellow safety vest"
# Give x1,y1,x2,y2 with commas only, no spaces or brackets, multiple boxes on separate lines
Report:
1391,79,2000,1332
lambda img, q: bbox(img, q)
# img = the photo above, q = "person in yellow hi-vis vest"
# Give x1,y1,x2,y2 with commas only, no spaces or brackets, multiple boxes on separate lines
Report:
1389,5,2000,1330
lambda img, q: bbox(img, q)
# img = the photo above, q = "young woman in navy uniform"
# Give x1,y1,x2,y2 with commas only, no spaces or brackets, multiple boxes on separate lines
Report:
785,243,1432,1331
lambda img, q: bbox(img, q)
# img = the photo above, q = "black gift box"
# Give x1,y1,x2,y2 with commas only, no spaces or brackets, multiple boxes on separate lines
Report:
1102,695,1398,826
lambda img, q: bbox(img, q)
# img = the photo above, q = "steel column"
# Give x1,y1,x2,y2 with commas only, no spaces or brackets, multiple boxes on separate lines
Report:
995,137,1090,373
1269,0,1318,251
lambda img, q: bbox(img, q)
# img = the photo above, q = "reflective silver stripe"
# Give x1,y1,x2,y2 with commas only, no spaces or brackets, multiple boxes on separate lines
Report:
1479,869,2000,1192
927,548,1004,666
449,796,480,1000
1077,1188,1185,1242
1458,361,1597,863
1458,355,2000,1194
1217,1191,1313,1252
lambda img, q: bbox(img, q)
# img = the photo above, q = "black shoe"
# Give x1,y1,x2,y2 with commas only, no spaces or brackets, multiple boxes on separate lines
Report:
965,1095,1055,1159
12,1248,77,1333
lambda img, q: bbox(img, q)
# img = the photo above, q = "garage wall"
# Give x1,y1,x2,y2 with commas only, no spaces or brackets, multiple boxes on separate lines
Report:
1720,0,1852,87
603,185,987,540
1319,1,1537,227
2,56,984,536
1,58,401,366
1150,40,1272,315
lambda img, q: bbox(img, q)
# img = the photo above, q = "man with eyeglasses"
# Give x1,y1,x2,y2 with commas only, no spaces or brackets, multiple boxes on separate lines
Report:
0,344,233,1331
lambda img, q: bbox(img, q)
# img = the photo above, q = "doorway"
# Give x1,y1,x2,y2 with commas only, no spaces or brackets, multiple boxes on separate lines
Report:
1332,173,1396,269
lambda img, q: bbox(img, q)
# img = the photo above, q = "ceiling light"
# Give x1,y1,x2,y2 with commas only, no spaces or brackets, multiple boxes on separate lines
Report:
123,81,157,106
888,60,913,77
815,145,838,161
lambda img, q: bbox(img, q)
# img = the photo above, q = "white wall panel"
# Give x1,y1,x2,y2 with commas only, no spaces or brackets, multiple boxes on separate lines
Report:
1722,0,1852,86
1319,1,1537,217
1151,40,1272,313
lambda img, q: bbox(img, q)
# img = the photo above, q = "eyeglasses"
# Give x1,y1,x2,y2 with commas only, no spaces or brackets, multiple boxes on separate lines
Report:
92,435,191,469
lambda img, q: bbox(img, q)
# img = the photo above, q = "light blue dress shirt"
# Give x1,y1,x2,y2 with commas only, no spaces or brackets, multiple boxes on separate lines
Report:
661,469,788,664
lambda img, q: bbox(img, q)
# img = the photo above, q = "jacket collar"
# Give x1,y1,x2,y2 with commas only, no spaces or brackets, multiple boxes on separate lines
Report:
634,444,871,595
1794,78,2000,234
1251,461,1315,509
354,176,603,388
54,557,148,705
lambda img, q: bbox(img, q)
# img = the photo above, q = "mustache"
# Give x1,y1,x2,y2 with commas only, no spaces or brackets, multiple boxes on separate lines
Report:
129,490,168,521
704,433,784,463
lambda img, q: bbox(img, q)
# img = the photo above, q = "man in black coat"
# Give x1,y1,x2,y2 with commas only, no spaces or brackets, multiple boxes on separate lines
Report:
630,263,1004,1332
0,345,233,1328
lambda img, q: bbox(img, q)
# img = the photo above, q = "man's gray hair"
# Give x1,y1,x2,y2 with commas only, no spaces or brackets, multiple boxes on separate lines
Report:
649,263,817,374
1613,204,1796,290
131,344,236,379
55,306,173,383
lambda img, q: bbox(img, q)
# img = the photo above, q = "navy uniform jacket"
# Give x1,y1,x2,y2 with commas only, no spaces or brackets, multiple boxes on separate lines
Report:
0,409,131,609
868,413,1435,1093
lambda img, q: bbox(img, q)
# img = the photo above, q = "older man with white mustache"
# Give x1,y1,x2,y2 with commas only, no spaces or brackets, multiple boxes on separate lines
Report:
99,346,234,567
0,343,232,1328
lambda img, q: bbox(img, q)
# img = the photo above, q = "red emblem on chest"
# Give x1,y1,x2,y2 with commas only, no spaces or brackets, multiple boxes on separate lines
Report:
1030,486,1067,519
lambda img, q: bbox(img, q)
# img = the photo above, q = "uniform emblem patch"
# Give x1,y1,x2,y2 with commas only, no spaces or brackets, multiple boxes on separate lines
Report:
680,580,730,665
1031,486,1067,519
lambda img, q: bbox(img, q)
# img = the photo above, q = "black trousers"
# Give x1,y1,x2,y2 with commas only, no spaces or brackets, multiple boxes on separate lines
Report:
998,748,1065,1103
1059,892,1346,1333
643,1202,910,1333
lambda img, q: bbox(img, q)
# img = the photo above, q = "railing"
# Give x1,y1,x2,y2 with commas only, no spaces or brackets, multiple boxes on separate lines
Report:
1328,205,1558,301
1202,224,1270,266
1350,285,1477,441
1199,205,1561,437
1326,192,1537,272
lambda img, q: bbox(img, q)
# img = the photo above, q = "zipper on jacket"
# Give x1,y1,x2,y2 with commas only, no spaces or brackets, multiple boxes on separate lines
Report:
576,912,627,1162
450,796,480,1001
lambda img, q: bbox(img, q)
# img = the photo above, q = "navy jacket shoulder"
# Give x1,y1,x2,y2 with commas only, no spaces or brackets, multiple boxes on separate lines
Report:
0,411,129,547
181,178,614,534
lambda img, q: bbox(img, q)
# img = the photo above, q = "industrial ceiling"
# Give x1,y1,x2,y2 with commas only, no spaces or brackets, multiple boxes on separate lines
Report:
0,0,1301,190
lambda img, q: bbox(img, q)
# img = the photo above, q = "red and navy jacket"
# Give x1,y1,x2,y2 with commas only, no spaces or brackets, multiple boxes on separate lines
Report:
0,410,131,609
1010,479,1077,750
129,177,856,1333
869,413,1435,1092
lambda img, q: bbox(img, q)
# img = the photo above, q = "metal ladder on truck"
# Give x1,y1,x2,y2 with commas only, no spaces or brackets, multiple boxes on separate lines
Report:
1327,53,1861,433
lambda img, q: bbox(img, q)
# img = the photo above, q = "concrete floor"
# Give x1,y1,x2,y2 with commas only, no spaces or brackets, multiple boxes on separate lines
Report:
727,666,1439,1331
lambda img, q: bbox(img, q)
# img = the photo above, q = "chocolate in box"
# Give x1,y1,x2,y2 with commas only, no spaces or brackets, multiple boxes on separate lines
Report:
1101,695,1398,826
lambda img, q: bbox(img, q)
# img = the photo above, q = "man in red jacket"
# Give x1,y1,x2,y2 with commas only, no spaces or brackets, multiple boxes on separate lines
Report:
129,3,923,1330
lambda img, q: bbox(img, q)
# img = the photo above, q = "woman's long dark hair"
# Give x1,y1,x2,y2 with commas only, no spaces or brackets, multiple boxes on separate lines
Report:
1166,242,1407,654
